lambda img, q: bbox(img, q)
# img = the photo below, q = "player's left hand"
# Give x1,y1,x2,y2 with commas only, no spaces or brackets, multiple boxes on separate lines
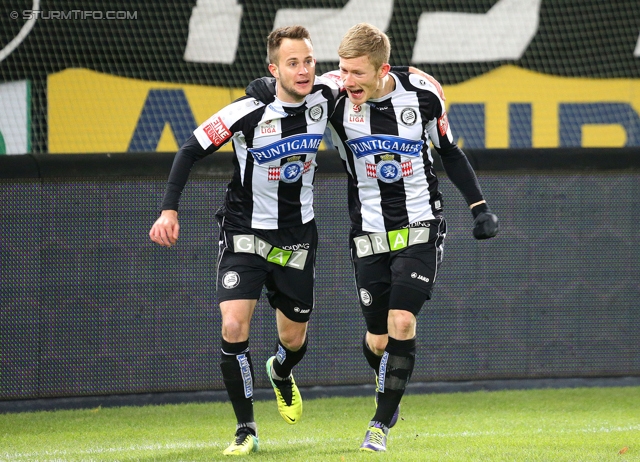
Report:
471,203,499,240
246,77,276,104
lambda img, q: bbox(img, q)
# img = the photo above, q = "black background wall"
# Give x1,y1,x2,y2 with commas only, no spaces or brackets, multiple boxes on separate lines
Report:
1,150,639,401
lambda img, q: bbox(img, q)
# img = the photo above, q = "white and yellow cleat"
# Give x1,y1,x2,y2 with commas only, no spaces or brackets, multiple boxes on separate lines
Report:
266,356,303,424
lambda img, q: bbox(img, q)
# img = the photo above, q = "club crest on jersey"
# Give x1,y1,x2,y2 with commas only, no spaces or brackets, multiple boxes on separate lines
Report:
366,154,414,183
349,103,366,123
346,135,424,159
249,133,323,164
260,119,280,135
308,104,324,122
268,156,312,183
401,108,417,126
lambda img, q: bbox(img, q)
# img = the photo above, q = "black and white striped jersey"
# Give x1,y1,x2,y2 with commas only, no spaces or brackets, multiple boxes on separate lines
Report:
161,76,340,230
328,72,485,233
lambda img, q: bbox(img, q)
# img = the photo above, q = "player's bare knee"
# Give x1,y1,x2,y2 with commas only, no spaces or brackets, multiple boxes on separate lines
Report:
278,331,306,351
367,333,388,355
221,318,249,343
388,310,417,340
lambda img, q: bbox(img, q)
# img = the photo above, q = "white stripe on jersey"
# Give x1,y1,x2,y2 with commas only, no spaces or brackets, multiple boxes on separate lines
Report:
390,86,432,226
331,73,442,233
193,81,335,230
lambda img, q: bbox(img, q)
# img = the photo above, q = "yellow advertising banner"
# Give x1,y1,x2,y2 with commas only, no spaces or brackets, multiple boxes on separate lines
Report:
48,66,640,153
48,69,245,153
445,65,640,149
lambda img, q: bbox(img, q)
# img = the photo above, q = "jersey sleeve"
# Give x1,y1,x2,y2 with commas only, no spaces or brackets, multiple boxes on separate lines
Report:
319,70,343,87
193,96,260,150
160,96,265,211
405,73,486,207
318,71,345,98
161,134,208,211
315,73,344,117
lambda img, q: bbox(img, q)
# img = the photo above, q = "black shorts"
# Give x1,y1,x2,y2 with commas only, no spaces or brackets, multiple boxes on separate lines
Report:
349,217,446,335
216,218,317,323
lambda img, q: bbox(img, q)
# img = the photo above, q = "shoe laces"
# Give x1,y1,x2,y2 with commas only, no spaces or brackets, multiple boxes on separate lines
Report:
367,427,385,446
234,430,253,446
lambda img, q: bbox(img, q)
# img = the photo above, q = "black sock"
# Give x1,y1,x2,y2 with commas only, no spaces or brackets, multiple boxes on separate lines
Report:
271,336,308,379
235,422,258,437
220,338,255,425
362,333,382,373
373,336,416,427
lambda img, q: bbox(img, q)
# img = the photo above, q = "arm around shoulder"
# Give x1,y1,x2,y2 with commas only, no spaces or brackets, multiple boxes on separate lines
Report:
407,66,445,101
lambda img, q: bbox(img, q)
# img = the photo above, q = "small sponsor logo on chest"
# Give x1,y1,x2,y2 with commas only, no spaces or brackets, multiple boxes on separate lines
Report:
349,104,366,123
259,119,280,135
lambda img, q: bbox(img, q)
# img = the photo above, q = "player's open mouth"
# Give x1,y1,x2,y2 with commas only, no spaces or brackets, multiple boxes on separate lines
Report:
349,89,364,98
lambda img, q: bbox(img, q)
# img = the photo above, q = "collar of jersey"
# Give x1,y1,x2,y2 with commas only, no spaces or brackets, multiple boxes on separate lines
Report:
267,97,308,118
366,73,400,104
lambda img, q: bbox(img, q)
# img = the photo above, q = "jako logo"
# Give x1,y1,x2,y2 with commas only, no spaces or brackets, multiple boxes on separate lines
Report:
411,272,430,283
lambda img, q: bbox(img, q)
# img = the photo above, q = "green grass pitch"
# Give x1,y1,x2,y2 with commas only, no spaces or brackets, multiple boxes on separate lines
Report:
1,386,638,461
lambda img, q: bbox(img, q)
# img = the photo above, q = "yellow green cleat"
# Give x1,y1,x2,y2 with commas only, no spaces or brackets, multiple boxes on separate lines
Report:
266,356,302,424
222,430,259,456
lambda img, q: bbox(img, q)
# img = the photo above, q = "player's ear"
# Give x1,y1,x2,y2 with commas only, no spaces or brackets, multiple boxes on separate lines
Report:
379,63,391,78
268,63,279,79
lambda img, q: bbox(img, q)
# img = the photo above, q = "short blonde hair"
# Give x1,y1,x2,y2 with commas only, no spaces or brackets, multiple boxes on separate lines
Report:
338,23,390,70
267,26,312,64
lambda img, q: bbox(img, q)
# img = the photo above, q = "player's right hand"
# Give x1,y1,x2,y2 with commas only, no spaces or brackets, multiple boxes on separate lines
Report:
149,210,180,247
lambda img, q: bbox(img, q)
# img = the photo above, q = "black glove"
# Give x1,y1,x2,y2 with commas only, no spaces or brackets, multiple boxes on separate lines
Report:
471,203,499,240
246,77,276,104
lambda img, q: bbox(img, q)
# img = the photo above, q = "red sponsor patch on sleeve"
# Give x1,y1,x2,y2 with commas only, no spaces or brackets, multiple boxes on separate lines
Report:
322,71,344,88
203,116,232,146
438,112,449,137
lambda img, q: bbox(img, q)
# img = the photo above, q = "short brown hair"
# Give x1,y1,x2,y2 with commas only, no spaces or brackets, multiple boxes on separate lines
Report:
267,26,312,64
338,23,390,70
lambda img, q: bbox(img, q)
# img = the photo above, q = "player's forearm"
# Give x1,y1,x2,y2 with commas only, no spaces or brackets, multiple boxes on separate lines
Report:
439,147,485,206
161,135,205,211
